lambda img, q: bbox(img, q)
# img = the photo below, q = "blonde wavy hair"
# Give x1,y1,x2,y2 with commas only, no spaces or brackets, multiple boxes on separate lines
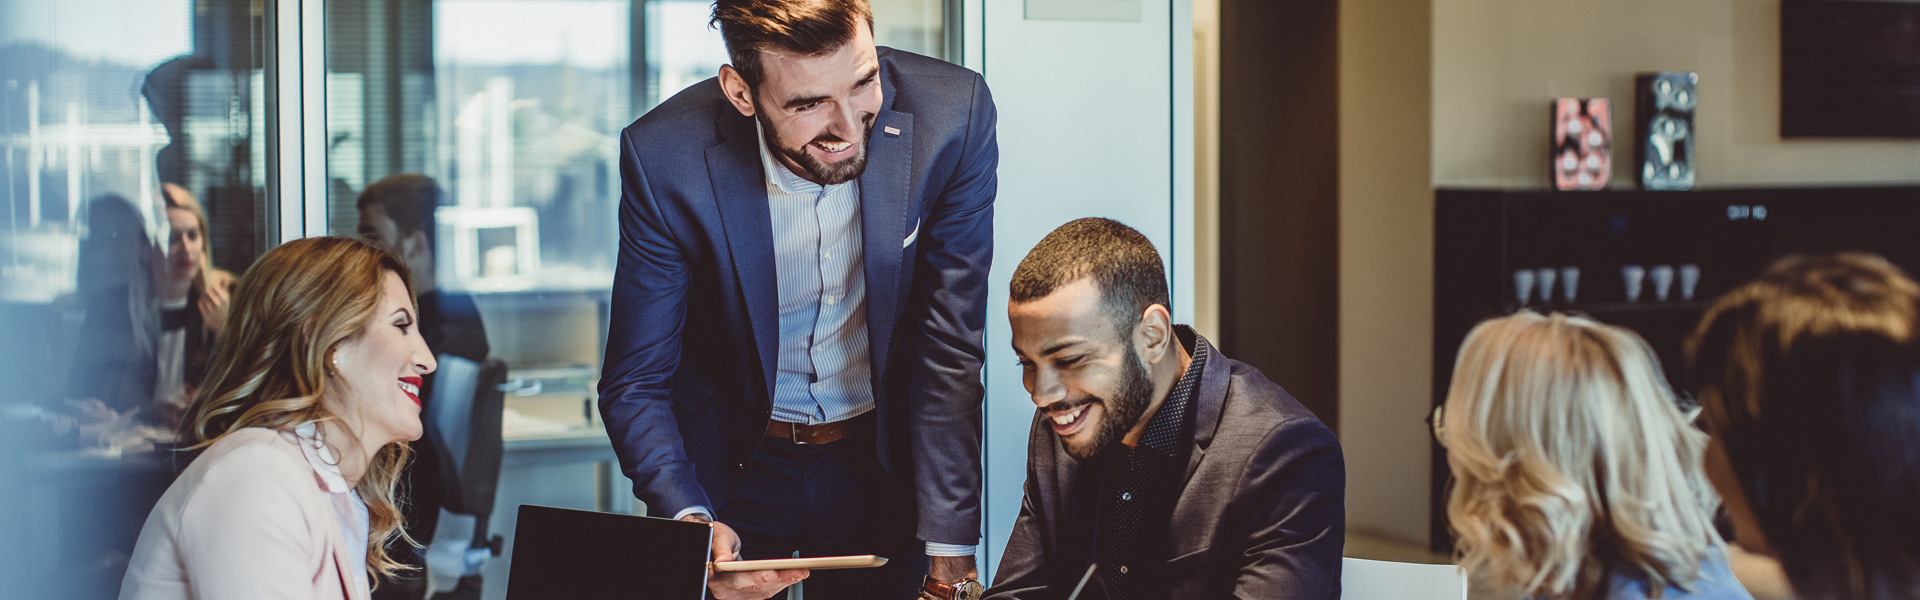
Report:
1442,312,1722,599
177,236,419,583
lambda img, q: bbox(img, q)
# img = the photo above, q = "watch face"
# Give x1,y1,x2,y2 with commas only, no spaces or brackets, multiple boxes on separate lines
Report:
959,580,985,600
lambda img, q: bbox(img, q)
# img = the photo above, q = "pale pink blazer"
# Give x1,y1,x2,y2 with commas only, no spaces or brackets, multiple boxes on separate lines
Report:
119,427,370,600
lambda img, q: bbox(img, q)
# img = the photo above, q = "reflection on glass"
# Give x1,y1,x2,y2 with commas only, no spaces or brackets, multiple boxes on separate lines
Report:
0,0,267,596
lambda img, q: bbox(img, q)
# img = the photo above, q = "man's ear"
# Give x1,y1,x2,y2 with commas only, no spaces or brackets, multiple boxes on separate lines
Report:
718,65,756,117
402,229,432,263
1136,304,1175,365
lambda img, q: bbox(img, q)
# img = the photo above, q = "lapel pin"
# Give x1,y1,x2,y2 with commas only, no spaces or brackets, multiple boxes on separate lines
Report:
883,126,901,137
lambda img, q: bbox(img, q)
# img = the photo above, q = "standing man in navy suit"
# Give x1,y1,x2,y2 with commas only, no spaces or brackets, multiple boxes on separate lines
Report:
599,1,996,599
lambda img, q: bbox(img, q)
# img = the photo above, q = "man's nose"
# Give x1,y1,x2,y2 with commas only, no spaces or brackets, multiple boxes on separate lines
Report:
1029,372,1066,407
830,103,863,139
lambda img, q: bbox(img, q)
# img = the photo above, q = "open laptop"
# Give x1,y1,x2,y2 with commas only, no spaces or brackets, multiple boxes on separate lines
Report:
506,505,712,599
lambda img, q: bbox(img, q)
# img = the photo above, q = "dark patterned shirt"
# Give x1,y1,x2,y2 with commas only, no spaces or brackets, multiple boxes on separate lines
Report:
1097,326,1211,600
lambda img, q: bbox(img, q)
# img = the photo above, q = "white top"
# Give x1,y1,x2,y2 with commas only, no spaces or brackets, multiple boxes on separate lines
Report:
153,297,189,408
292,422,372,590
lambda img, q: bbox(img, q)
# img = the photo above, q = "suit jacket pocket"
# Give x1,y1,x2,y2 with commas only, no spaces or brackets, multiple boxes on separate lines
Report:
1154,546,1214,599
669,367,716,412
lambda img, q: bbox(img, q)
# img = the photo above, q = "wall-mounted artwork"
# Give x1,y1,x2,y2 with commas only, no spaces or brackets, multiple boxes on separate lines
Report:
1782,0,1920,137
1552,98,1611,191
1636,72,1696,191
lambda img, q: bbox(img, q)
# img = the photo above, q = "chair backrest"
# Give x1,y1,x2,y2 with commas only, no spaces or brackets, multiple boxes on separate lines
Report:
1341,557,1467,600
425,355,508,517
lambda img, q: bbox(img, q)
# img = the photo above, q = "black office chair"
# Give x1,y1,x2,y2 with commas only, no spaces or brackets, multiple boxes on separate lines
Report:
423,355,509,600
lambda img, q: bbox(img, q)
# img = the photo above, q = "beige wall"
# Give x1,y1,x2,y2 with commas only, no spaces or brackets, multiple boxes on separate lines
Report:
1339,0,1434,546
1434,0,1920,188
1194,0,1221,341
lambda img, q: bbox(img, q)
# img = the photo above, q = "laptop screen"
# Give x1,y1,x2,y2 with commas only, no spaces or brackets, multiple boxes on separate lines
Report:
507,505,712,599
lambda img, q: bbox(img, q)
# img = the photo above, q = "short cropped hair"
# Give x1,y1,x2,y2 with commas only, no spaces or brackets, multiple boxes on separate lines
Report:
356,174,443,250
1688,252,1920,600
1010,218,1170,341
711,0,872,89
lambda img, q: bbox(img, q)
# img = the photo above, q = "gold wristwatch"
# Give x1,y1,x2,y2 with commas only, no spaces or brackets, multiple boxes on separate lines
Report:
921,575,985,600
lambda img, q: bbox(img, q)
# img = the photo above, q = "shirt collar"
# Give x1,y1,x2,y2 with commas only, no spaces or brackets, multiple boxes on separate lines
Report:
291,422,352,494
1138,325,1210,457
755,119,827,196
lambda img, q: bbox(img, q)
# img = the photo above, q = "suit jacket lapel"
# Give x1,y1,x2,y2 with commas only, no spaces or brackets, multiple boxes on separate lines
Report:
860,108,912,381
706,113,781,409
1184,338,1234,483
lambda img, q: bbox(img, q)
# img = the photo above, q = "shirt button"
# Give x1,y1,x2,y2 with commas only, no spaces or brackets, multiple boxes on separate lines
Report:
823,251,832,259
1120,566,1129,575
814,345,824,353
825,296,837,305
1121,492,1132,501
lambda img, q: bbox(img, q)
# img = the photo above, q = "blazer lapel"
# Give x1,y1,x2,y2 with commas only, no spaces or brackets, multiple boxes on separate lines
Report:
706,113,781,409
859,108,912,380
1184,336,1234,483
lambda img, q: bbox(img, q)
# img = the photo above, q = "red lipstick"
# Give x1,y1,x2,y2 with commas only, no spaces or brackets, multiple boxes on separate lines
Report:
399,376,424,407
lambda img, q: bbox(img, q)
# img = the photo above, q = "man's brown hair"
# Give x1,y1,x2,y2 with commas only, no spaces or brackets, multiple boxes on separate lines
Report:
711,0,873,89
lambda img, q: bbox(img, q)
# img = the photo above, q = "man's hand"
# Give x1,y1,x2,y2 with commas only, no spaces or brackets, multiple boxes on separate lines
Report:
682,514,808,600
929,554,978,585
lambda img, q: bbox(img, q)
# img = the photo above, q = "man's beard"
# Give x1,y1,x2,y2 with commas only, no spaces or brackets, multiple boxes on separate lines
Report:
1061,348,1157,460
756,110,874,185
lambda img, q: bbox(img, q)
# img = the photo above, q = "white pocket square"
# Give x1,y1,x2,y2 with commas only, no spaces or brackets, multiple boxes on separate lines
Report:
903,219,921,248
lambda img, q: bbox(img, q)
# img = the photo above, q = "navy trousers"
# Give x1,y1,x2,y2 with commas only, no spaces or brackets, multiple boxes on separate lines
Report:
718,426,928,600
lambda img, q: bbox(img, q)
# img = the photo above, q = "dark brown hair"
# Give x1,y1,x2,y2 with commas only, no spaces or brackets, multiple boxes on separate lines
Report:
1687,252,1920,600
356,173,443,250
711,0,872,88
1010,218,1170,341
181,236,419,584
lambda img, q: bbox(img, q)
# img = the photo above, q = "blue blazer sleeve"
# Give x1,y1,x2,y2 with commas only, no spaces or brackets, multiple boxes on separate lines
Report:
598,128,711,516
904,74,997,546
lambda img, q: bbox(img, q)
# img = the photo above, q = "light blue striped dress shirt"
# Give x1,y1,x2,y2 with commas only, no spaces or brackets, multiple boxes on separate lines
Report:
674,124,975,557
758,126,877,426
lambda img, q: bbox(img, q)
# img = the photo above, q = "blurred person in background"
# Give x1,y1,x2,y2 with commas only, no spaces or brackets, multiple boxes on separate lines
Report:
1689,252,1920,600
120,236,436,599
1438,312,1747,600
62,186,234,442
154,184,234,423
355,173,490,598
62,194,161,445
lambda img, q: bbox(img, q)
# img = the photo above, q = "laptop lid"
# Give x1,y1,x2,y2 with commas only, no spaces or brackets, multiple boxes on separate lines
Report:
506,505,712,599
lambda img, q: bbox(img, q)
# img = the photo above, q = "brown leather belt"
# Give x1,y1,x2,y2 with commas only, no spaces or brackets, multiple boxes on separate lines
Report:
764,415,864,445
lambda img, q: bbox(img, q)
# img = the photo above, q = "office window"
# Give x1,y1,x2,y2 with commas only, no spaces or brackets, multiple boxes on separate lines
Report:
323,0,949,595
0,0,270,596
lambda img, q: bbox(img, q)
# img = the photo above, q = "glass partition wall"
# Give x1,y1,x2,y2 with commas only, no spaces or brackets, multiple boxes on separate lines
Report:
1,0,948,597
0,0,271,597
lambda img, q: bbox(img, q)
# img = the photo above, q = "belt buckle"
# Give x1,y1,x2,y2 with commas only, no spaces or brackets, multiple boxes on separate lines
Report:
790,422,808,445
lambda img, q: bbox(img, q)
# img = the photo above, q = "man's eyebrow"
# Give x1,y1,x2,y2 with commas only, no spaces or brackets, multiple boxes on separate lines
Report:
781,93,832,110
1040,340,1086,356
778,66,879,110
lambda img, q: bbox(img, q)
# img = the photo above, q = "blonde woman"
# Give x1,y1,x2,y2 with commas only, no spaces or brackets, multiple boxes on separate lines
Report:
120,237,436,600
156,183,236,418
1436,312,1748,600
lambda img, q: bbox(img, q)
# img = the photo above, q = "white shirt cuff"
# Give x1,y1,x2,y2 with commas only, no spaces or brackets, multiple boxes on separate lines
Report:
673,506,712,521
924,542,978,557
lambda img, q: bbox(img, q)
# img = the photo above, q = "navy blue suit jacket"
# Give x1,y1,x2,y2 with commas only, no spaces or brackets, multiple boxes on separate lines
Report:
599,48,996,546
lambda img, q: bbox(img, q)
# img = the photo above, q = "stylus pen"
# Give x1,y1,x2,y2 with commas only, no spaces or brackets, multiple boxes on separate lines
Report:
1066,563,1098,600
